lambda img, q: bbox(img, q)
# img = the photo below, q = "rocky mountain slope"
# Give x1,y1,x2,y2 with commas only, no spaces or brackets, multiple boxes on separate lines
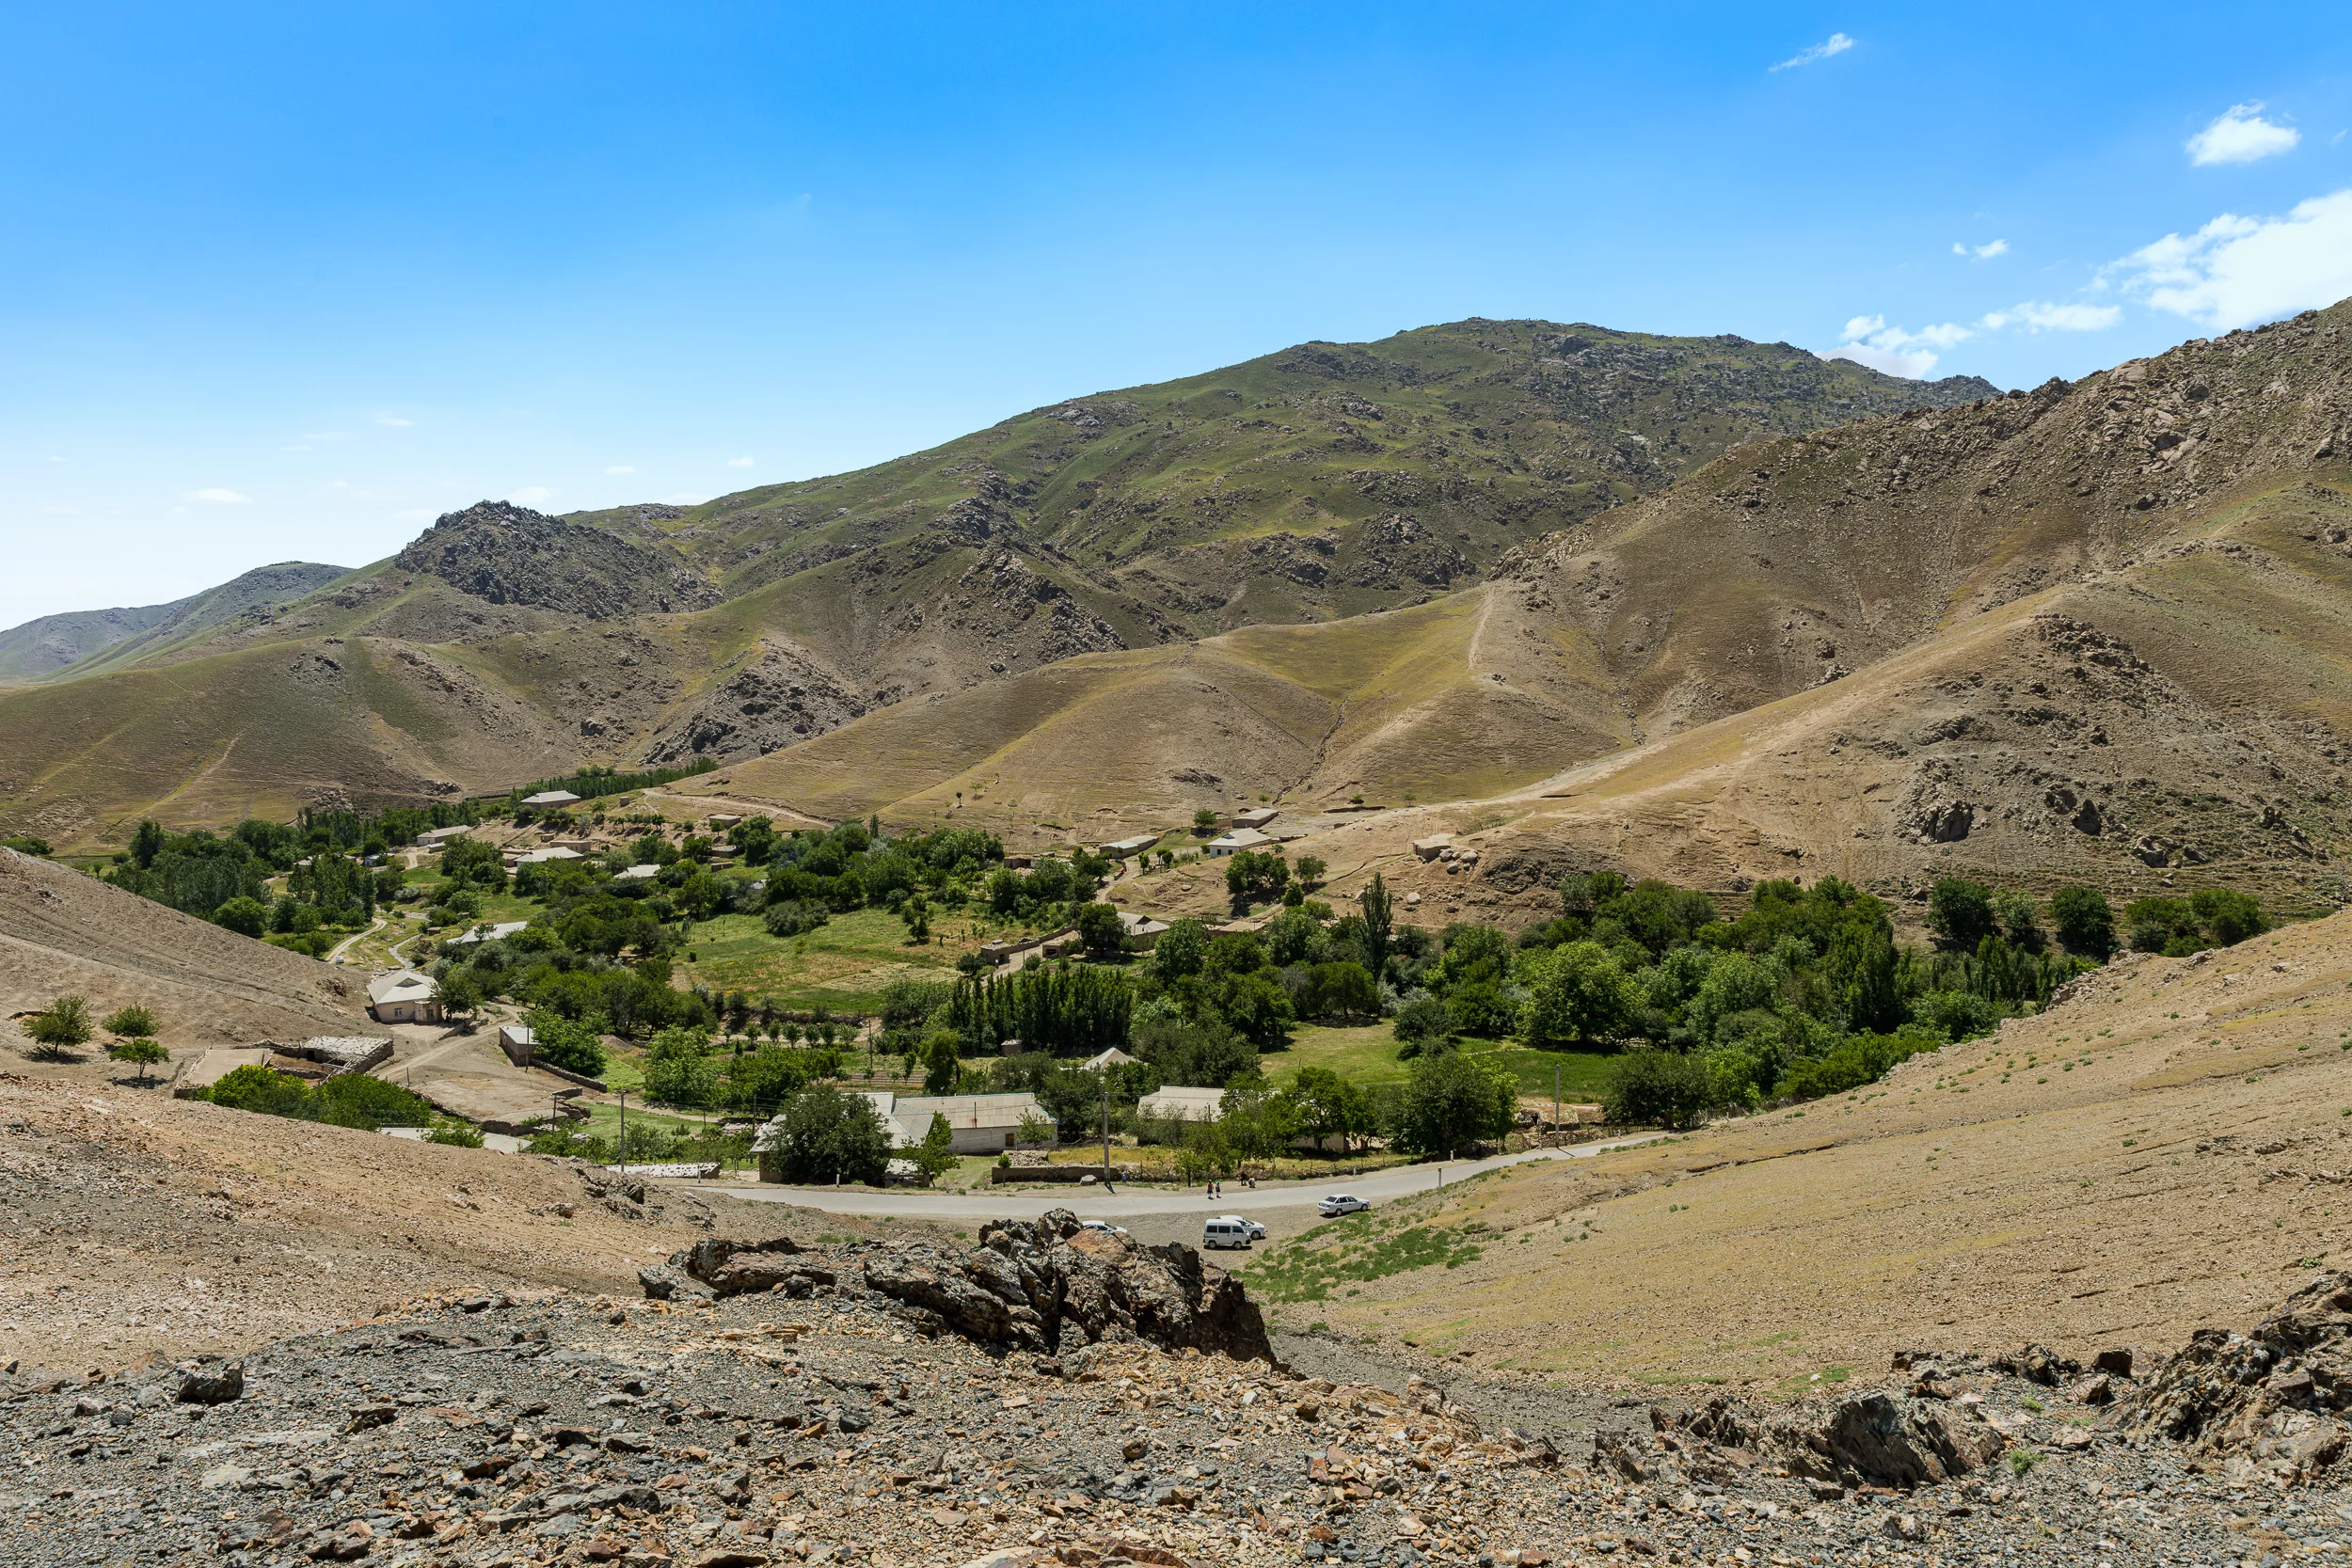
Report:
0,562,348,686
0,322,1990,846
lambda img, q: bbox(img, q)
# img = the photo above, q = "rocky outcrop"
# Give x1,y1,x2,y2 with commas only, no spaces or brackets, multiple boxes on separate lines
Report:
856,1209,1271,1360
2119,1270,2352,1485
394,501,720,621
1636,1388,2008,1489
640,637,868,763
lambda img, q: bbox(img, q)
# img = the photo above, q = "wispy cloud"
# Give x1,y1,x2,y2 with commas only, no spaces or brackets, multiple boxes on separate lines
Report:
2187,103,2299,166
1772,32,1853,71
280,443,312,452
375,415,414,428
185,486,251,503
2101,188,2352,329
1978,300,2120,332
726,456,755,468
604,465,635,475
1952,238,2009,260
1829,314,1968,378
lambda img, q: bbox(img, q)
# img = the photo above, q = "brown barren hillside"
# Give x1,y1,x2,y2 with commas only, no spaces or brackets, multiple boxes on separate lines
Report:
1248,908,2352,1388
0,847,374,1052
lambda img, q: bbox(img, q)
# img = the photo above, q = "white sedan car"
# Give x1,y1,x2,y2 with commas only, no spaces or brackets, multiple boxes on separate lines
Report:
1318,1194,1371,1217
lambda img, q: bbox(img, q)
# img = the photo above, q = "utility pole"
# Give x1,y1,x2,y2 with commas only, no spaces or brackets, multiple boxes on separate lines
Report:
1101,1072,1111,1180
615,1089,628,1172
1554,1064,1561,1143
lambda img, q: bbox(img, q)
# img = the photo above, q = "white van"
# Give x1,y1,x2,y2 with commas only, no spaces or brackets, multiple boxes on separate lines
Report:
1202,1216,1254,1250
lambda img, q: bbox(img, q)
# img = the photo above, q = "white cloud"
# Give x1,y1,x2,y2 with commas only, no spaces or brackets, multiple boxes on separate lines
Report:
1772,31,1853,71
1952,238,2009,260
726,456,755,468
185,486,251,503
604,465,635,475
1830,314,1970,378
1977,300,2121,332
2102,188,2352,329
376,415,414,428
281,443,312,452
2187,103,2299,166
509,486,551,504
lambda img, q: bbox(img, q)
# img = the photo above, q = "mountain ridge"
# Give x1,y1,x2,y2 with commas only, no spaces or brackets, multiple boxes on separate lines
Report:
0,561,349,686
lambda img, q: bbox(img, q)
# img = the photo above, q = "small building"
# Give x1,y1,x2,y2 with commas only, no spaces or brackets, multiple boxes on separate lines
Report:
1136,1085,1227,1122
367,970,442,1024
707,814,742,829
520,790,582,807
1205,828,1274,858
417,824,473,846
615,863,661,881
447,920,527,946
1117,911,1169,949
886,1091,1054,1153
1231,807,1279,830
1098,833,1159,858
1079,1046,1136,1072
497,1022,535,1067
513,846,584,866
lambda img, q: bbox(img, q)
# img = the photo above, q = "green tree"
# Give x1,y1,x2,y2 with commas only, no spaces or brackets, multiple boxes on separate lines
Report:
1075,901,1126,958
1992,891,2044,952
24,994,93,1059
1295,961,1379,1022
1517,941,1639,1048
1359,872,1395,980
768,1083,892,1182
524,1007,609,1077
1392,995,1454,1053
214,896,268,937
1926,879,1996,951
1284,1065,1371,1152
1601,1049,1714,1130
1193,808,1218,835
2191,887,2265,946
1294,854,1327,886
106,1037,169,1085
130,818,166,870
1224,849,1289,911
917,1027,961,1095
642,1026,719,1107
912,1111,961,1180
1391,1053,1518,1159
1824,909,1901,1033
437,970,485,1021
898,893,931,943
2050,887,2117,958
101,1004,159,1039
1152,918,1209,981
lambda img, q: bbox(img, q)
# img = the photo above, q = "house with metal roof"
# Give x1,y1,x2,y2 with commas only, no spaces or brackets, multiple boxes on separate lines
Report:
366,970,442,1024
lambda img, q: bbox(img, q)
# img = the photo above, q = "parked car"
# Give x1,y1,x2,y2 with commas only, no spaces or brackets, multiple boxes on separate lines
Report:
1202,1216,1254,1250
1080,1219,1129,1238
1318,1194,1371,1217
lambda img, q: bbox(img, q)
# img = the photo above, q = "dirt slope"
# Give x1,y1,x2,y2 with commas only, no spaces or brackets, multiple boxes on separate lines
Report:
0,847,373,1053
1259,908,2352,1389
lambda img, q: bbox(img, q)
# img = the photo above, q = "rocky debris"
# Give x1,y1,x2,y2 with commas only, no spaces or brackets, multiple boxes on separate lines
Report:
176,1358,245,1405
2121,1269,2352,1484
13,1269,2346,1568
641,637,868,763
393,500,721,621
569,1161,717,1228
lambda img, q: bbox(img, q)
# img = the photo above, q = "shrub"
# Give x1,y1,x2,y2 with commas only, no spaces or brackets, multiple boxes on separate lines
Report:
1601,1049,1713,1130
263,930,338,958
2,834,53,856
1913,989,2000,1042
427,1118,485,1148
2191,887,2265,946
105,1037,169,1084
525,1008,608,1077
1782,1027,1941,1101
101,1004,159,1038
1444,980,1518,1038
2050,888,2116,958
763,899,830,939
1392,995,1454,1048
214,896,269,937
1926,880,1996,950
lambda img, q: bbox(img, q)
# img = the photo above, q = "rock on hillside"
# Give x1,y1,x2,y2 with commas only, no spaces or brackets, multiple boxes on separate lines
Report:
394,500,720,620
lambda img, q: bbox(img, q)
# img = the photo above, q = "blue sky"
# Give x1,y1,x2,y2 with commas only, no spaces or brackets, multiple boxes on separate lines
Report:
4,2,2350,626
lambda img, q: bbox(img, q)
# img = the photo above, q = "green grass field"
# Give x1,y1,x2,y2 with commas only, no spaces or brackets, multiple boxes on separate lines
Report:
679,907,1034,1013
1265,1022,1616,1101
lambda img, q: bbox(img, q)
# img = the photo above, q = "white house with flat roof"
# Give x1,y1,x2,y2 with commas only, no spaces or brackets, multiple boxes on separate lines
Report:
1136,1085,1227,1122
1205,827,1273,857
519,790,582,807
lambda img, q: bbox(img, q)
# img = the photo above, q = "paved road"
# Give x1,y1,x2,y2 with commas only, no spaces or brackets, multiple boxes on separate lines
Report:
706,1131,1669,1223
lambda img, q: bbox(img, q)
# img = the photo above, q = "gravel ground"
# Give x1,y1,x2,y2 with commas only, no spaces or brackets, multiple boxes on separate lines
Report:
5,1231,2342,1568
